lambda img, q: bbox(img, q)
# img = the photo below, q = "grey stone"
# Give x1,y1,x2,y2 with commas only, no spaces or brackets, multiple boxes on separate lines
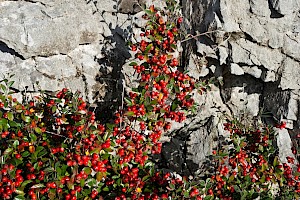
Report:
187,54,209,79
287,92,298,121
95,0,117,12
218,46,228,65
132,11,148,28
118,0,143,13
103,12,117,29
230,63,244,75
35,55,77,79
227,87,260,116
269,0,300,15
280,57,300,90
0,51,17,74
240,17,268,45
242,66,262,79
249,0,271,17
283,34,300,61
196,41,217,59
276,128,296,164
230,39,283,72
219,0,249,32
0,1,102,58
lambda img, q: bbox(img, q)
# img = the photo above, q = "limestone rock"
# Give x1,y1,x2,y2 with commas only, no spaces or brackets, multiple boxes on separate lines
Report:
249,0,271,17
269,0,300,15
95,0,118,12
276,128,296,164
0,1,102,58
230,39,283,72
230,63,244,76
35,55,77,79
283,34,300,61
280,57,300,90
241,66,262,79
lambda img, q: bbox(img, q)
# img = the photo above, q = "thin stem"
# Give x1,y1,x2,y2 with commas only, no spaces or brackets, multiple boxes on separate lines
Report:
180,30,221,43
45,131,72,141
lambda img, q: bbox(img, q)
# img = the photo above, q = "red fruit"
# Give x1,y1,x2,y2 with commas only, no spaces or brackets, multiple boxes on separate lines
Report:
118,149,125,156
177,17,183,24
15,154,22,159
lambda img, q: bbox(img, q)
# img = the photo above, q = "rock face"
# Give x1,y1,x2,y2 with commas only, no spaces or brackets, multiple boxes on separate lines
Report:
0,0,132,115
176,0,300,174
0,0,299,175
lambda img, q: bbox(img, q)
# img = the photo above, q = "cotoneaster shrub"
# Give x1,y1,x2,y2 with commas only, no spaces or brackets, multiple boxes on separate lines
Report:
0,1,207,199
0,1,299,200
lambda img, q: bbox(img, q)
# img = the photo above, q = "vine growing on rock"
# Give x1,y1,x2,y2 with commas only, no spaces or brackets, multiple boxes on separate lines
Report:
0,1,299,200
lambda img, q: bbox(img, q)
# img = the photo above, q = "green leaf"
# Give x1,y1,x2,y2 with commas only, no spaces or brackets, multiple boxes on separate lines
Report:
44,167,55,173
14,190,25,195
7,81,14,88
56,167,62,178
144,9,153,15
170,44,177,50
0,118,8,126
169,183,175,189
233,185,241,193
14,195,25,200
29,133,37,142
7,112,14,121
21,151,30,157
174,85,180,93
125,111,135,116
13,140,19,148
204,196,213,200
273,156,279,167
259,175,266,183
52,106,57,113
129,62,138,66
22,114,31,123
34,127,42,134
4,147,13,155
1,84,6,92
31,183,45,188
124,97,133,106
106,123,115,131
171,101,178,111
183,191,190,198
83,167,92,175
80,178,85,187
9,120,21,127
102,187,109,192
144,44,153,54
228,175,235,182
20,180,33,190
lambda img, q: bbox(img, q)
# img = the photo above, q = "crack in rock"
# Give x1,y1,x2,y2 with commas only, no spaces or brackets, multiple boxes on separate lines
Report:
0,41,25,60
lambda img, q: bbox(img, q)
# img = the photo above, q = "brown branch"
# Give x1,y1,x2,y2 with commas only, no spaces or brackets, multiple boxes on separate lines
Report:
181,30,221,43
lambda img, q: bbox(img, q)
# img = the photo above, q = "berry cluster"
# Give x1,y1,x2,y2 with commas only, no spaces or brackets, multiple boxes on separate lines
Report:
0,1,299,199
201,121,300,199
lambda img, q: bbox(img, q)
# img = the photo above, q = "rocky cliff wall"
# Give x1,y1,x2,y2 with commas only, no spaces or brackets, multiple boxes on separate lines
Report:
0,0,299,175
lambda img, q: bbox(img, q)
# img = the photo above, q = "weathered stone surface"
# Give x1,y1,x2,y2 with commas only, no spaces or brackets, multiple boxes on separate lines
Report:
249,0,270,17
269,0,300,15
0,1,102,58
283,34,300,61
280,57,300,90
276,128,296,163
95,0,118,12
230,39,283,72
230,63,244,76
241,66,262,79
35,55,77,79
